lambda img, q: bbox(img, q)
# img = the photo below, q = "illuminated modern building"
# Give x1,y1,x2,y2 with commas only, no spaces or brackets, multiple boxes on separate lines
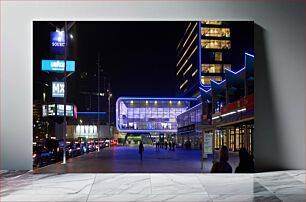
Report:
178,52,254,153
176,21,231,98
206,53,254,154
116,97,197,133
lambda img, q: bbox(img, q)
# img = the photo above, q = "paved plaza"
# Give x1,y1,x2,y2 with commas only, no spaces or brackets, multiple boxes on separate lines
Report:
33,146,239,173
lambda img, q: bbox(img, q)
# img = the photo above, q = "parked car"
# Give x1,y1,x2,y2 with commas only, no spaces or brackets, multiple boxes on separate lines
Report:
45,139,69,161
76,143,83,156
67,143,79,158
33,146,51,168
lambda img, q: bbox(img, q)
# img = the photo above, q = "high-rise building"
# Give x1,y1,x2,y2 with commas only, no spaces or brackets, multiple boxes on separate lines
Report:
176,21,231,98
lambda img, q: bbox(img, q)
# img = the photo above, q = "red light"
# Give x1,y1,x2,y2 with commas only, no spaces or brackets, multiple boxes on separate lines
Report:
77,148,80,150
32,153,37,158
69,149,72,152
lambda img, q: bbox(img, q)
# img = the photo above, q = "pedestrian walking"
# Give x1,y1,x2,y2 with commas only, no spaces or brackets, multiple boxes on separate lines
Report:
172,142,175,151
165,141,168,150
156,141,160,151
210,145,232,173
139,141,144,160
169,142,172,151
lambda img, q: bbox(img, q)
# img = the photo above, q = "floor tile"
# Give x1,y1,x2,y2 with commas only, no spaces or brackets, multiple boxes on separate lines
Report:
90,174,151,195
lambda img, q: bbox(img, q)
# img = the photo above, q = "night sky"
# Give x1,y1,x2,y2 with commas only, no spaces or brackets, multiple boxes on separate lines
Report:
34,21,188,104
33,21,253,110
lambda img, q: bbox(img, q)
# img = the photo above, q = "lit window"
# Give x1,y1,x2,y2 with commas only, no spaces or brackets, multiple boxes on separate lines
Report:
201,39,231,49
223,64,231,71
201,76,222,85
180,79,188,89
177,59,188,75
202,64,222,73
201,21,222,25
177,34,198,68
177,23,192,50
215,52,222,61
182,23,198,48
183,64,192,76
192,69,198,77
201,27,230,37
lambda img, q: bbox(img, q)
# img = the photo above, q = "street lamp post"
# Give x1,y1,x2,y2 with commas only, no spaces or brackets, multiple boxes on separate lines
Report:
108,89,112,147
62,21,68,164
97,54,102,151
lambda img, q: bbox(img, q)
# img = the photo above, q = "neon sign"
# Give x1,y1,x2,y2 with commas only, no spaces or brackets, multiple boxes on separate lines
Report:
52,82,65,97
50,31,66,54
41,60,75,72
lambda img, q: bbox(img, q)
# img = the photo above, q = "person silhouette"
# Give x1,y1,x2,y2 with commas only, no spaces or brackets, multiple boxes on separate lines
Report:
235,148,254,173
139,141,144,160
211,145,232,173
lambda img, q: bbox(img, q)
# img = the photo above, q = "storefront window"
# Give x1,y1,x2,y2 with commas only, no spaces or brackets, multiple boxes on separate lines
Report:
201,39,231,49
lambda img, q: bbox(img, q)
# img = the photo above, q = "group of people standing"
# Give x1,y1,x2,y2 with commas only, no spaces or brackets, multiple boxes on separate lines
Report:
155,141,175,151
210,146,254,173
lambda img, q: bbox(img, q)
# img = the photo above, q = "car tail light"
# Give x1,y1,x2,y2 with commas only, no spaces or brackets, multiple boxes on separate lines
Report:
57,147,60,152
69,148,72,152
32,153,37,158
77,147,80,150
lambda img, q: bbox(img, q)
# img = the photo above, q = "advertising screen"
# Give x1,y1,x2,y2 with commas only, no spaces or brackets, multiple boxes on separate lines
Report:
56,104,74,117
41,60,75,72
52,82,65,97
42,105,47,117
50,31,65,54
47,104,56,116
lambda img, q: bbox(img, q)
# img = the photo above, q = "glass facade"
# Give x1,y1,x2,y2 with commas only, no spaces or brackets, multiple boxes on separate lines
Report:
177,103,203,149
116,98,195,132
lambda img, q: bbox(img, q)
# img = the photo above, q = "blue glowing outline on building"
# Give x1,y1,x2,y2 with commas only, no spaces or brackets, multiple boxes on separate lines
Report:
116,97,197,133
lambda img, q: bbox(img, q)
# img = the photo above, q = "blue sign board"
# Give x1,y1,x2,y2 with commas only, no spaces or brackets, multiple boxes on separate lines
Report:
52,82,65,97
50,31,66,54
41,60,75,72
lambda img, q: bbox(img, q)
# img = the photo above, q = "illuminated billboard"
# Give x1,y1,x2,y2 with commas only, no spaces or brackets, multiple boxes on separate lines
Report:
52,82,65,97
41,103,75,117
42,105,47,117
57,104,74,117
41,60,75,72
47,104,56,116
50,31,66,54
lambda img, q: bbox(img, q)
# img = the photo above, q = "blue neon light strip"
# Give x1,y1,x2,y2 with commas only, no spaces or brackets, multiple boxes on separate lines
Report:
199,87,211,93
198,21,205,89
224,67,246,75
78,112,107,115
41,60,75,72
117,97,197,101
179,102,202,115
210,79,226,85
245,52,254,58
